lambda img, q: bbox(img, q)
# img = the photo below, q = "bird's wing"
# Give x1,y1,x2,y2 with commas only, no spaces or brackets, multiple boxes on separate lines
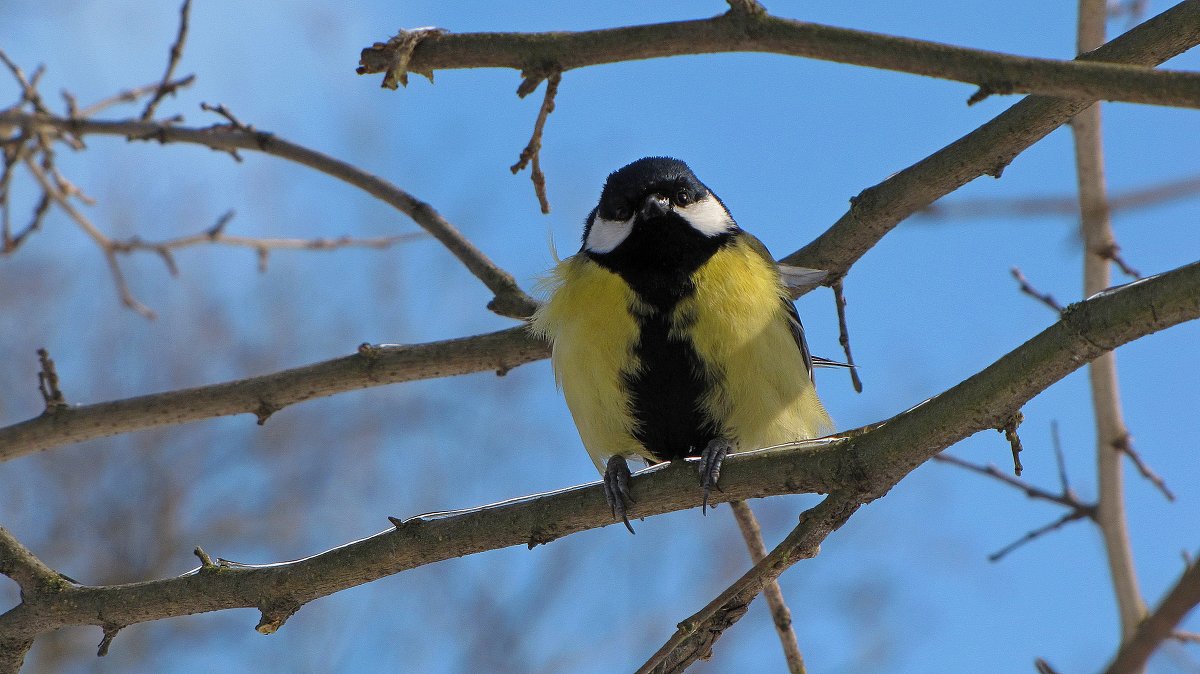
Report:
740,232,819,383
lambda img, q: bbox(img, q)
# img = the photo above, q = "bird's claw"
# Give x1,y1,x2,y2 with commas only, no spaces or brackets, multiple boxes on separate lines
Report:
603,455,636,534
699,438,734,514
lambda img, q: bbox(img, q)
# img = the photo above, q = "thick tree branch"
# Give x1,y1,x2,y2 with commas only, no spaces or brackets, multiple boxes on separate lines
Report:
0,328,547,462
2,257,1196,654
782,0,1200,276
358,5,1200,109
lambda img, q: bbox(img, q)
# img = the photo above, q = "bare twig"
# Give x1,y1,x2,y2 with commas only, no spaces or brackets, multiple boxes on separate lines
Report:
140,0,192,121
35,348,67,412
1051,421,1071,495
830,278,863,392
0,109,537,318
510,70,561,214
357,8,1200,110
1073,0,1146,641
933,445,1097,561
988,508,1093,562
107,210,426,277
1011,267,1064,312
1000,412,1025,476
729,501,806,674
22,154,157,318
1111,433,1174,502
932,453,1095,513
78,75,196,118
1096,242,1143,279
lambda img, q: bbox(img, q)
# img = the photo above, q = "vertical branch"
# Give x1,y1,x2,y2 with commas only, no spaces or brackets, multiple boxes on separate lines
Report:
729,501,806,674
1073,0,1146,644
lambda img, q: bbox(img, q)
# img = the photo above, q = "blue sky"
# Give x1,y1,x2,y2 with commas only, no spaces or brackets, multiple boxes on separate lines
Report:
2,1,1199,672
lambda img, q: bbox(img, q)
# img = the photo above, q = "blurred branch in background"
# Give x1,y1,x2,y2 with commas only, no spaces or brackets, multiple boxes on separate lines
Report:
915,174,1200,221
1073,0,1147,645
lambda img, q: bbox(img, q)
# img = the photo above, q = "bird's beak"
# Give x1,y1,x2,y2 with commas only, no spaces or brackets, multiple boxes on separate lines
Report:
639,193,671,220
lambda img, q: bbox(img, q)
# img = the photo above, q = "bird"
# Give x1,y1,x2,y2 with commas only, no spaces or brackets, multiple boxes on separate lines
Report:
530,156,833,532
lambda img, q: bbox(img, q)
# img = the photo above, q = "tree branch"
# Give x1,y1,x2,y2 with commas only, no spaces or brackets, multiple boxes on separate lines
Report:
729,500,806,674
0,328,548,462
0,110,538,319
2,255,1196,656
1104,559,1200,673
358,5,1200,109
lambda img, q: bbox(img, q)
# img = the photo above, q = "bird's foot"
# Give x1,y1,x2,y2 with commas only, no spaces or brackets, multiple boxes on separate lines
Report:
603,455,636,534
699,438,734,514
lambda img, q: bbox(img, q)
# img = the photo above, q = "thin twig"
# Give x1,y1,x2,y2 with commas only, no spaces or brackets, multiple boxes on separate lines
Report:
107,210,426,277
729,501,806,674
78,76,196,118
1096,242,1143,279
1111,433,1174,502
1011,267,1064,312
36,348,67,412
511,70,561,214
1000,412,1025,476
0,109,538,318
1051,421,1071,495
22,154,157,318
932,453,1095,513
830,278,863,392
988,509,1093,562
140,0,192,121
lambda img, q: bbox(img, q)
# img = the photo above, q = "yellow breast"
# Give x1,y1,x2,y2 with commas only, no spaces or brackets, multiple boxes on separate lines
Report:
529,256,651,470
677,237,832,451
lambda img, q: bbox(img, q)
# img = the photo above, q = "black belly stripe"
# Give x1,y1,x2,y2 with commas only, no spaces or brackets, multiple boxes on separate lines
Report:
624,300,716,462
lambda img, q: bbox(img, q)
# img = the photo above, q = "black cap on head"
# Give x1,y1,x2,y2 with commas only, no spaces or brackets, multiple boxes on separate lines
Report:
597,157,709,221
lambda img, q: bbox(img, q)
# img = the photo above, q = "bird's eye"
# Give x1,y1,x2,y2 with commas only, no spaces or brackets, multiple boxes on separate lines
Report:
674,190,692,207
612,206,633,221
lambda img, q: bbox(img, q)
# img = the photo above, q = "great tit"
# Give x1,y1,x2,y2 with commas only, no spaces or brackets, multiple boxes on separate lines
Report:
531,157,833,531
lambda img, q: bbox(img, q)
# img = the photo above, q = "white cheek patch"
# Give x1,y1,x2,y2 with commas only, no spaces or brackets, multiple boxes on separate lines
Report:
584,216,634,253
676,195,735,237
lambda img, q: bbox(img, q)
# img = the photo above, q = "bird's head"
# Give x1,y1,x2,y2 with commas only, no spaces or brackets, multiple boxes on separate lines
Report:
582,157,738,256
